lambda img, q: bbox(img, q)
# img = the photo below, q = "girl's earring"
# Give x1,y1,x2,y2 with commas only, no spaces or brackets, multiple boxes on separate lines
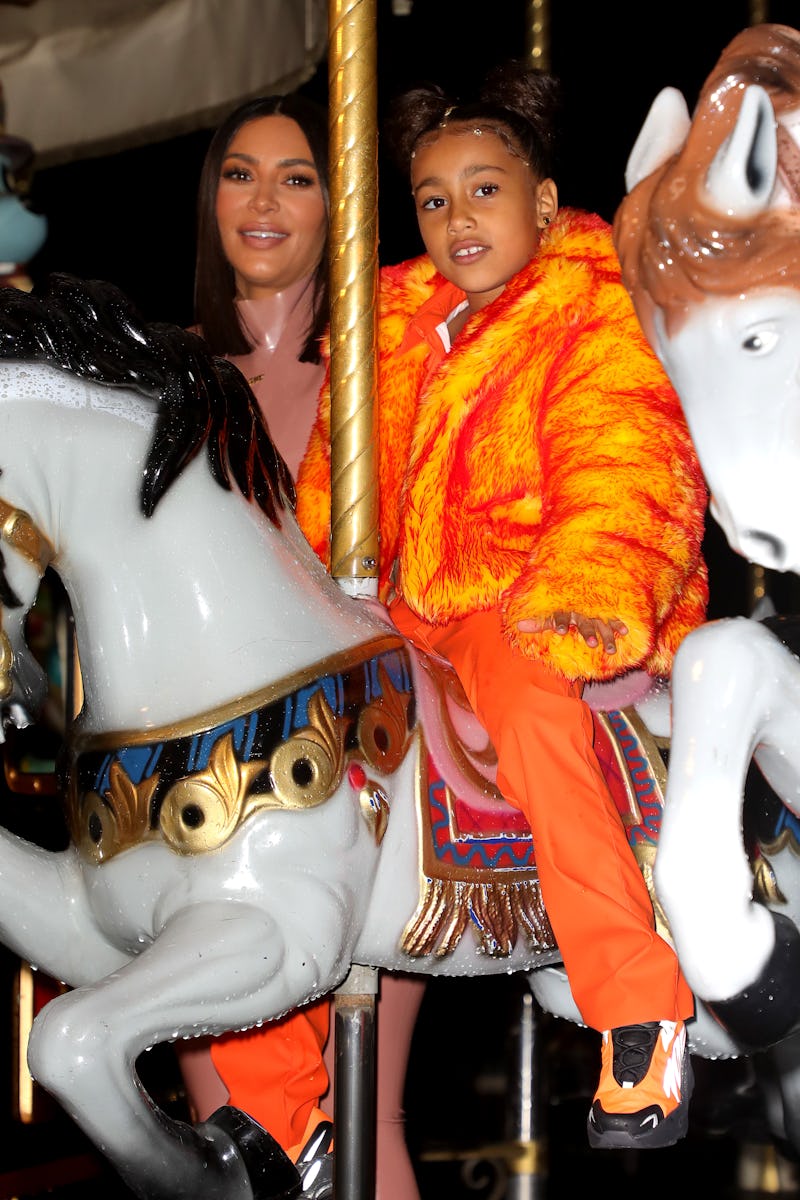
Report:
542,216,551,225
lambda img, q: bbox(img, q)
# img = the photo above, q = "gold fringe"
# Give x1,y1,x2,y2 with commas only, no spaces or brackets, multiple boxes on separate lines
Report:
401,877,556,959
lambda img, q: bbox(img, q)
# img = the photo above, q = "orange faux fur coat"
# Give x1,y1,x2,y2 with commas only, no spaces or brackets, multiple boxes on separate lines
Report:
296,207,709,683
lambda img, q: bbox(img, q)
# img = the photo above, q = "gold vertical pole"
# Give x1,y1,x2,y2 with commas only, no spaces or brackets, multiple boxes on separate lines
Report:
327,0,379,596
749,0,769,24
327,3,381,1196
526,0,550,71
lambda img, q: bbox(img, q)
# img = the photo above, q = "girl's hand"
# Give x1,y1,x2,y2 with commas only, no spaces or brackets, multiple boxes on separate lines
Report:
518,612,629,654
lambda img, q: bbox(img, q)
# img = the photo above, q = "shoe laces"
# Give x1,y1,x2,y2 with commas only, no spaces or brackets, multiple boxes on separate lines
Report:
610,1021,660,1086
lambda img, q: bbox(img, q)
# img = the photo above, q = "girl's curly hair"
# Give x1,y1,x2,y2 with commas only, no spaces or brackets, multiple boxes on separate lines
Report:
383,59,562,180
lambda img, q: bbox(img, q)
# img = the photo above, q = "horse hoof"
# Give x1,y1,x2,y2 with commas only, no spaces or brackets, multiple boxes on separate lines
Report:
200,1106,301,1200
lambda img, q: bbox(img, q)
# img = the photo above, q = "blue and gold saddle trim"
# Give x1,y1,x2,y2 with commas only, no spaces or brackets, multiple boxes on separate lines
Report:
66,638,414,863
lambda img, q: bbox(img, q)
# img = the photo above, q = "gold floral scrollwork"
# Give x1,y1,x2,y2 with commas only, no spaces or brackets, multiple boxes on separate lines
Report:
159,733,267,855
79,762,160,864
357,662,411,774
268,689,346,809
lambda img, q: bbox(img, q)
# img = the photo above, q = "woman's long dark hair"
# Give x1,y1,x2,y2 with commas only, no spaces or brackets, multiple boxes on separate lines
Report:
194,93,329,363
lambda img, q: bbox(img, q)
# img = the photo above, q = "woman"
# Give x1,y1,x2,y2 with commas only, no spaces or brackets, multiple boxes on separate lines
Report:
193,91,329,477
298,61,709,1152
181,92,424,1199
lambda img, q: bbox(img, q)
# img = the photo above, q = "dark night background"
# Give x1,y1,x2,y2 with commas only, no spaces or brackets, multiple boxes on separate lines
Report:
26,0,800,321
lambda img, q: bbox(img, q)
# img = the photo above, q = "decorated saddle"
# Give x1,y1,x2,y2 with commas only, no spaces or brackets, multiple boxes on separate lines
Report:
65,636,669,962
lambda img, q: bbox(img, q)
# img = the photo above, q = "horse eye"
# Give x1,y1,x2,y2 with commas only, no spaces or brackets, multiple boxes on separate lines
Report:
742,329,778,354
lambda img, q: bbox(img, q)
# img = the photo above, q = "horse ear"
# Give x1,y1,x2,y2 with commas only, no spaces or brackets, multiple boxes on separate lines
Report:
625,87,690,194
705,84,777,218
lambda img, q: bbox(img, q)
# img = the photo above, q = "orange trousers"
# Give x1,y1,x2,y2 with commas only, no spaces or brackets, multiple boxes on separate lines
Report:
208,1001,330,1154
180,978,425,1198
389,599,693,1031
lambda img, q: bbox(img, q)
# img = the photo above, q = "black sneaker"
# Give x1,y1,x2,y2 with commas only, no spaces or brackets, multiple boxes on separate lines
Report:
296,1119,333,1198
199,1105,301,1198
587,1019,693,1150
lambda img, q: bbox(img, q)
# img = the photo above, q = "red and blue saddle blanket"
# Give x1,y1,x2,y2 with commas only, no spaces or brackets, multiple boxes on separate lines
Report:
401,649,669,959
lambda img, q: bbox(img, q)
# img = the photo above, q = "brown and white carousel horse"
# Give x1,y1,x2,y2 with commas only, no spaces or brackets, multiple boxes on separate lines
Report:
615,19,800,1155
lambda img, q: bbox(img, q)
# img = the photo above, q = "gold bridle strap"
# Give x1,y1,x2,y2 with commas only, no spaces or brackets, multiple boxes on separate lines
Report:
0,498,54,574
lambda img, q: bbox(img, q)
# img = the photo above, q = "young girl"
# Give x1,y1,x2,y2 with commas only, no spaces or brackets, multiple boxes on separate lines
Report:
297,61,709,1151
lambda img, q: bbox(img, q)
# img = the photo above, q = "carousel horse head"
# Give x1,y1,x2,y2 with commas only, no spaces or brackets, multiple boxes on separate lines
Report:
614,25,800,1116
615,21,800,574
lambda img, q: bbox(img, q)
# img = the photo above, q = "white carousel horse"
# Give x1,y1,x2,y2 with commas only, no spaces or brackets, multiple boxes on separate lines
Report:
0,272,748,1199
614,19,800,1154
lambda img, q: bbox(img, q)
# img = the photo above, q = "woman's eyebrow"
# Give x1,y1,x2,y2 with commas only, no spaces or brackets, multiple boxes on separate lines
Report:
221,153,317,169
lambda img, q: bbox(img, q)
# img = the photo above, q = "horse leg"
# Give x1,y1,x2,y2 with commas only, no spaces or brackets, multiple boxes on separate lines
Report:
658,617,800,1008
27,899,334,1200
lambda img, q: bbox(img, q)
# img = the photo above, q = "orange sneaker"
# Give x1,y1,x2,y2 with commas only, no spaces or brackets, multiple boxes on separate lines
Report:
587,1019,693,1150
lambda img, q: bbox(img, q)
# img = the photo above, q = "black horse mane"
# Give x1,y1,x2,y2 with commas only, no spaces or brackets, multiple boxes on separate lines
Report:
0,273,295,523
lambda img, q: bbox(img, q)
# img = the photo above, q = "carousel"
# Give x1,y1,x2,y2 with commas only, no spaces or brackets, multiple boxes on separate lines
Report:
0,2,797,1199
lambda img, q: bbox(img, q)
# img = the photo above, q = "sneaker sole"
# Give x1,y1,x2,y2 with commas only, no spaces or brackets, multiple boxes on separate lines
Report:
587,1051,695,1151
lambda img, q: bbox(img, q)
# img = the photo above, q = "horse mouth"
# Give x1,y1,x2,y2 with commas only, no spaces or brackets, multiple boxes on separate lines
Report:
736,527,789,571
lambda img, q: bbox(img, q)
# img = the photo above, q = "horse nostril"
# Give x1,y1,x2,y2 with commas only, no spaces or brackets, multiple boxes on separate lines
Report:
741,529,786,568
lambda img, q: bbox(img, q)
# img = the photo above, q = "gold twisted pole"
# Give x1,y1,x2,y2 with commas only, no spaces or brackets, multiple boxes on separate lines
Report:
327,4,380,1195
327,0,379,594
